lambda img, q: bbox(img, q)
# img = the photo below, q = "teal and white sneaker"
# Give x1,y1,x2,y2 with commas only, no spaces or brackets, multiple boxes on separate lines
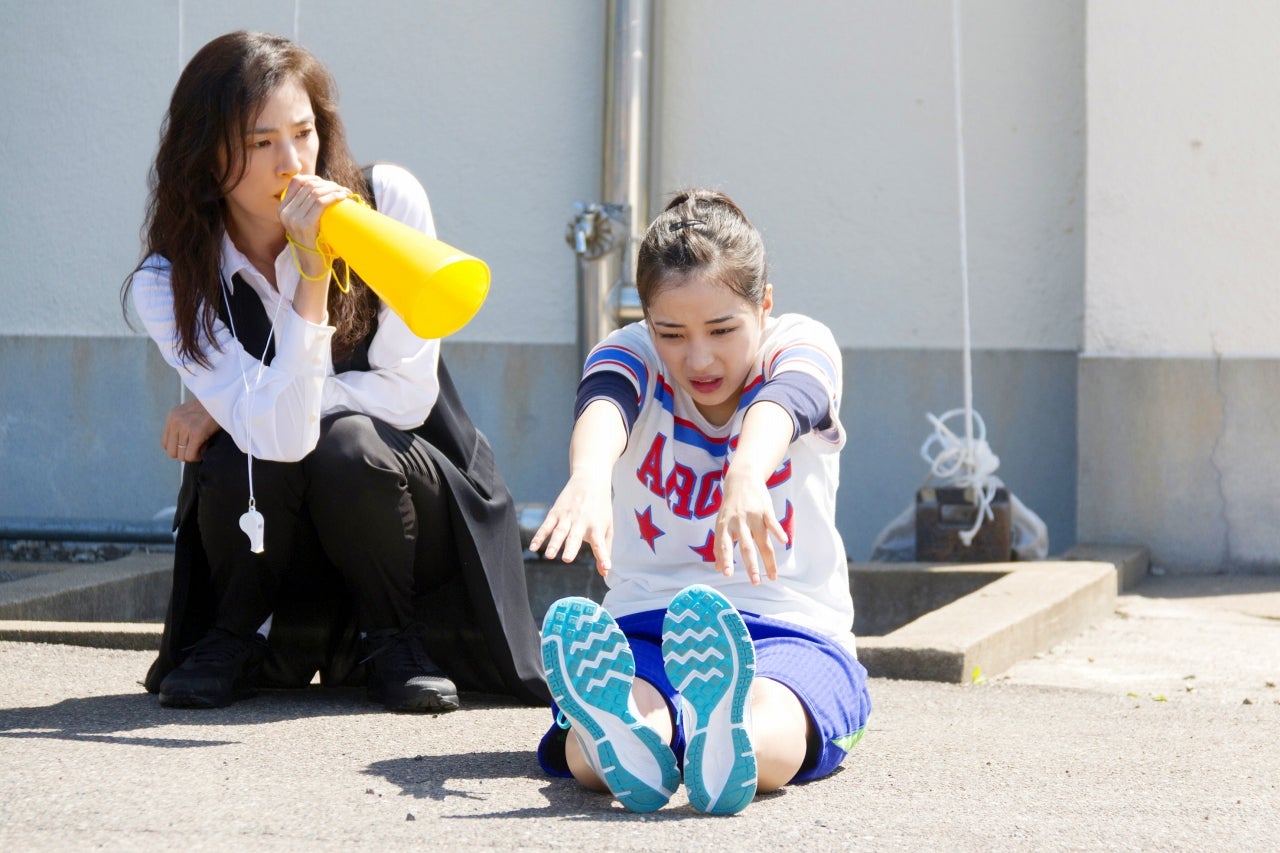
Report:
541,597,680,813
662,584,758,815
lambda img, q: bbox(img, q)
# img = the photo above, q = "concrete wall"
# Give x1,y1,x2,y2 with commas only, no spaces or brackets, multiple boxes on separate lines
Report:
4,2,1089,563
1081,2,1280,570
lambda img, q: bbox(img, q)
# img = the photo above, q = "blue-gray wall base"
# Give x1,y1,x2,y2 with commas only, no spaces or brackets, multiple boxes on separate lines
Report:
1078,355,1280,573
1,336,1078,563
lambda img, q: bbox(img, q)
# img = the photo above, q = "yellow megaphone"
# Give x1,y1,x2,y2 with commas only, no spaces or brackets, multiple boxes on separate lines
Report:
317,196,490,339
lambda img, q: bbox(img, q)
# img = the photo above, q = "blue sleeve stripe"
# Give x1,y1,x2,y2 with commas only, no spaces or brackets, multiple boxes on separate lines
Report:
585,345,648,390
770,344,838,389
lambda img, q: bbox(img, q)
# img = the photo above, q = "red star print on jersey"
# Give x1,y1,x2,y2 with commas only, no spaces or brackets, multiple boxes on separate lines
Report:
690,530,717,563
635,506,665,552
780,500,795,549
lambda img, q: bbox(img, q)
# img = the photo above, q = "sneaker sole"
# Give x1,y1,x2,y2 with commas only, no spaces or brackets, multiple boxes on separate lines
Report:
541,597,680,813
662,584,757,815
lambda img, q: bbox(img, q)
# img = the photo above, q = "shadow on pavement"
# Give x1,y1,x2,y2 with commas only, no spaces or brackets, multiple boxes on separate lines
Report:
0,685,404,748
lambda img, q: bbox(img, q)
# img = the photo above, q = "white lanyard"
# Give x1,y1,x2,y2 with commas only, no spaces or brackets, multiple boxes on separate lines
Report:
219,271,288,554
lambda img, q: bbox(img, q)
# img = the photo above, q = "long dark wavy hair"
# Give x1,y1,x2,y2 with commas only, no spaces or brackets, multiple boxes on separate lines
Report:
122,30,377,367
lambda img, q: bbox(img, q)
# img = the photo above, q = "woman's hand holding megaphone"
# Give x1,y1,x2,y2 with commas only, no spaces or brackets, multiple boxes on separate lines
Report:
277,175,350,323
311,182,492,340
279,176,348,267
270,172,491,339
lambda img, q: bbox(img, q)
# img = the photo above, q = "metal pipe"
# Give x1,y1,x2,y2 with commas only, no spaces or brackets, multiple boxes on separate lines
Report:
604,0,652,264
570,202,625,369
570,0,652,368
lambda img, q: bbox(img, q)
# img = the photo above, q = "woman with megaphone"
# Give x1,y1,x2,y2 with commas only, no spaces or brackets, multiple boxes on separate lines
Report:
122,31,548,713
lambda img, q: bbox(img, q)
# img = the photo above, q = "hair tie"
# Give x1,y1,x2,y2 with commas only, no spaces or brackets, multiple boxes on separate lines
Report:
668,218,706,233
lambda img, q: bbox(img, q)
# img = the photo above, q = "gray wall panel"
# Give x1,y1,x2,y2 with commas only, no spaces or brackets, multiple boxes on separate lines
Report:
1078,357,1280,572
0,336,180,522
1,338,1078,563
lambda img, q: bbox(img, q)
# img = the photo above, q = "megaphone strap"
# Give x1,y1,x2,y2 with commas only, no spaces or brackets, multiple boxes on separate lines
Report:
294,192,369,295
286,232,355,295
286,234,335,282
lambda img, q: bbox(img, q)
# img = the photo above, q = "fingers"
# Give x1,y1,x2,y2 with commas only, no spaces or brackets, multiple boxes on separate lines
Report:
161,416,184,461
529,504,615,578
528,509,584,564
714,512,787,585
589,538,612,578
163,399,218,463
762,515,786,581
714,522,738,580
280,176,351,249
756,534,777,583
527,515,561,559
162,429,195,462
589,525,614,578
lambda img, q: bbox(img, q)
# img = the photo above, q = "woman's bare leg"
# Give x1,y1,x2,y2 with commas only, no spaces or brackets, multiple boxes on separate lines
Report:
750,677,812,792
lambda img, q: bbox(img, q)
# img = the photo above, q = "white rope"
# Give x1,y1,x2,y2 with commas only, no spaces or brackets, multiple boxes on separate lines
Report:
918,0,999,546
920,410,1001,545
950,0,974,452
176,0,185,74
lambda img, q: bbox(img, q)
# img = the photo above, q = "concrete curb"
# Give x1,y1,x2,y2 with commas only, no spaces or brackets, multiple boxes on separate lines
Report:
857,560,1119,682
0,551,171,622
0,619,161,651
0,545,1149,682
1062,542,1151,591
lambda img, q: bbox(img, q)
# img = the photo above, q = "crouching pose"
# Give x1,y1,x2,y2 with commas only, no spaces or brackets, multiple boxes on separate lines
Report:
123,31,547,713
531,189,871,813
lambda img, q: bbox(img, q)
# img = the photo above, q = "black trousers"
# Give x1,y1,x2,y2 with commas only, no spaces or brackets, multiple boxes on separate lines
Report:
196,413,456,638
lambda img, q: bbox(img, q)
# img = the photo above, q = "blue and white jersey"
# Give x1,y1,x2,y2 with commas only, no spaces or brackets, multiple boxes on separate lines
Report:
586,313,856,653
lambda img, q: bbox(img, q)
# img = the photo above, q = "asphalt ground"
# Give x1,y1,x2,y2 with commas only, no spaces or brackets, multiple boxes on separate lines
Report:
1,572,1277,851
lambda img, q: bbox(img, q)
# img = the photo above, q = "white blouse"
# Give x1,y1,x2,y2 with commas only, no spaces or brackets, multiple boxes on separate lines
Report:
131,163,443,462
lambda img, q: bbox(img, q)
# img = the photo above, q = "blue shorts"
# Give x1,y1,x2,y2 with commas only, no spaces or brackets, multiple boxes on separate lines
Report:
538,607,871,784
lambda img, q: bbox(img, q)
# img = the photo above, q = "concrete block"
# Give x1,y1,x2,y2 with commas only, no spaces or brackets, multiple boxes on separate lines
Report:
0,620,161,651
0,552,170,622
859,560,1117,683
1062,543,1150,591
0,545,1143,685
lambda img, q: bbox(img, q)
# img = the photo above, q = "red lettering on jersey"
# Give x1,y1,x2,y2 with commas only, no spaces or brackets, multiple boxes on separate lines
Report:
665,463,696,519
693,469,723,519
636,434,666,499
765,459,792,488
779,500,795,549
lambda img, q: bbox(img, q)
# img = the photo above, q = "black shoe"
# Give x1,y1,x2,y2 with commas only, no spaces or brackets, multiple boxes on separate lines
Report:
362,623,460,713
158,628,268,709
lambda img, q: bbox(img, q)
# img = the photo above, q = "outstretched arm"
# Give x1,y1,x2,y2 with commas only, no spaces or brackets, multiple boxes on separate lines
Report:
529,399,628,576
715,400,794,585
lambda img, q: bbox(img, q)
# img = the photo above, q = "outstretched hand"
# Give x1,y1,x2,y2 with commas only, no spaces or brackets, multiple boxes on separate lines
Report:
714,470,787,585
529,474,615,577
162,397,220,463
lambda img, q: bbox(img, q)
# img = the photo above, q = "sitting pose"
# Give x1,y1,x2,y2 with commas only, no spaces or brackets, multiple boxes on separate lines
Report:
531,189,871,813
123,31,547,712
